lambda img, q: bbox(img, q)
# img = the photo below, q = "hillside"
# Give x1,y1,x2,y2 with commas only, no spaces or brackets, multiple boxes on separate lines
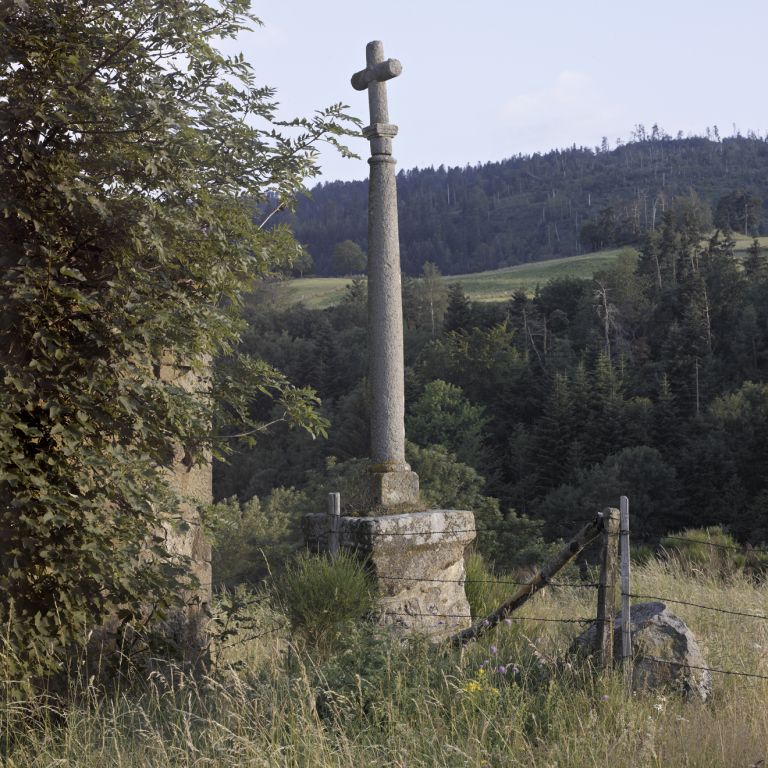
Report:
278,247,627,308
277,235,768,309
281,133,768,277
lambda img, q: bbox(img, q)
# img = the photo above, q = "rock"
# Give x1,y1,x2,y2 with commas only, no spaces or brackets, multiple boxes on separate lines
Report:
571,601,712,701
303,509,475,639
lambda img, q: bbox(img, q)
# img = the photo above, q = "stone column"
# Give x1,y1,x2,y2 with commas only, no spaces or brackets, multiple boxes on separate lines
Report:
300,41,476,642
352,40,418,509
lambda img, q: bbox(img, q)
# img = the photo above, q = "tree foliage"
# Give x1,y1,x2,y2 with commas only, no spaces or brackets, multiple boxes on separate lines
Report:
330,239,366,275
218,192,768,581
0,0,357,674
282,133,768,276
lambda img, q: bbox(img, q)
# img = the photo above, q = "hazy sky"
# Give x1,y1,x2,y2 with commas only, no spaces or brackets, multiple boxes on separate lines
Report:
220,0,766,183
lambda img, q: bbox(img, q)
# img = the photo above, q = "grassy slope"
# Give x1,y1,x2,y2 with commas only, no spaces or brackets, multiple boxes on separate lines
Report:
442,248,627,302
4,559,767,767
279,248,630,309
278,235,768,310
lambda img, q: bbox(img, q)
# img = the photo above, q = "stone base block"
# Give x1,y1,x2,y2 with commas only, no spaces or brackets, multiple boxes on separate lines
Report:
370,468,420,508
303,509,475,640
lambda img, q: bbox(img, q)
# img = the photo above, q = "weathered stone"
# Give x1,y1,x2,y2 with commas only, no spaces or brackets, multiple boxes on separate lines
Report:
304,509,475,639
571,601,711,701
155,356,212,661
370,467,420,508
351,41,417,509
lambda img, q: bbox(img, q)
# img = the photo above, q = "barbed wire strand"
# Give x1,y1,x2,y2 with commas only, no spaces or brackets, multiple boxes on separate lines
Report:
375,573,600,588
626,592,768,621
313,527,616,540
214,621,288,652
644,656,768,682
381,610,593,624
661,535,768,555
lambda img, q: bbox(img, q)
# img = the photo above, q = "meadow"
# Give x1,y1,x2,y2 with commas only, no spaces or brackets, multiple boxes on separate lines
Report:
3,553,766,768
278,236,768,309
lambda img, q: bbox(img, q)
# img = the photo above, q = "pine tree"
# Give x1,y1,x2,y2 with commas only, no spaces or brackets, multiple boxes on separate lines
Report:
533,373,576,490
444,283,472,333
744,238,767,278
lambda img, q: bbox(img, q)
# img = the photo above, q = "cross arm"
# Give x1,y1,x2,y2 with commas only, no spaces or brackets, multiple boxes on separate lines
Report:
351,58,402,91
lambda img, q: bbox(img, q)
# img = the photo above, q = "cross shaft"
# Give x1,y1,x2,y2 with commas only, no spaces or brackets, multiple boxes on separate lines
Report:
350,41,418,508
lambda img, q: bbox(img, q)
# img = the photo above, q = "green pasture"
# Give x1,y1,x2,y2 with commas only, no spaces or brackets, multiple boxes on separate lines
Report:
442,248,630,302
279,248,630,309
278,235,768,310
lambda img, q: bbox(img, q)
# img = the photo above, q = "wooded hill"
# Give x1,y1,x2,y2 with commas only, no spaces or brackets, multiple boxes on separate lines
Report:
284,132,768,276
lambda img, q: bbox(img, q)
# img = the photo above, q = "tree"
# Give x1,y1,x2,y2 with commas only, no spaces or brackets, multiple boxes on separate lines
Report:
714,190,762,235
289,245,314,278
407,379,488,468
403,261,448,336
0,0,356,675
331,240,367,275
744,238,767,278
444,283,472,332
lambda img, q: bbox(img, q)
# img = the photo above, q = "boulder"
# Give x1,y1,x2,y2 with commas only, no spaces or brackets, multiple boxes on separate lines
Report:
571,601,711,701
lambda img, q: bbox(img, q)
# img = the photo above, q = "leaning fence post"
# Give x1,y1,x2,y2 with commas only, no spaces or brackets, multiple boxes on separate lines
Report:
619,495,632,687
327,492,341,559
596,507,620,670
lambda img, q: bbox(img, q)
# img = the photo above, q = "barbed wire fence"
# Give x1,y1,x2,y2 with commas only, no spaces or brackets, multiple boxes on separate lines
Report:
207,495,768,687
319,493,768,688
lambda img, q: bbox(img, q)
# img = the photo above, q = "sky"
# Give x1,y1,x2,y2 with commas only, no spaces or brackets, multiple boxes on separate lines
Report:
219,0,767,184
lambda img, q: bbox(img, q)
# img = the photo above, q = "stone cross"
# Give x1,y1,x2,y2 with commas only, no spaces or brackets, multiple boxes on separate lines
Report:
352,41,419,508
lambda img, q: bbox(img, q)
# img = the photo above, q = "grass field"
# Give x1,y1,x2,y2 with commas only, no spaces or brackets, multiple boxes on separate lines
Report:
441,248,629,302
3,555,766,767
279,248,631,309
278,235,768,310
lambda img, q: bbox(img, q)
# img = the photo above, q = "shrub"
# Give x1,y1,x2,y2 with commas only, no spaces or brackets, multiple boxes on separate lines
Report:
660,526,755,577
203,488,307,586
277,551,376,648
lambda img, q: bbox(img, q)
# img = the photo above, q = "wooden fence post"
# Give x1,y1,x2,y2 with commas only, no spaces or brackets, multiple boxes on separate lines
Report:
619,495,632,688
327,492,340,559
595,507,620,670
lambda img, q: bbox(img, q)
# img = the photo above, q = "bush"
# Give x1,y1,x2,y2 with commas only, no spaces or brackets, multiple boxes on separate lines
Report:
277,551,376,648
659,526,765,577
203,488,307,586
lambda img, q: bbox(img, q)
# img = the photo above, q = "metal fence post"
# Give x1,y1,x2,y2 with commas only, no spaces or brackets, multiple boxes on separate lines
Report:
619,495,632,690
327,492,340,559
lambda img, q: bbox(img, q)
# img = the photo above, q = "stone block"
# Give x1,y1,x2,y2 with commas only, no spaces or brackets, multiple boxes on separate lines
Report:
369,468,420,508
304,509,475,639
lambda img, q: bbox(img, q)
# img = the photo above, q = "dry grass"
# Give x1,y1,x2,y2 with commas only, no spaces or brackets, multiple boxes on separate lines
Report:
1,558,767,767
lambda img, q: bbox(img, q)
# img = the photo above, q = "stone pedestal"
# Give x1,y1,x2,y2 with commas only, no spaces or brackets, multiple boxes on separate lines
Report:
304,509,475,639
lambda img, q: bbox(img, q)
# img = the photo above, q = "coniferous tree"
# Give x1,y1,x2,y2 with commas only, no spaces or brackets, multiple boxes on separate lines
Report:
444,283,473,333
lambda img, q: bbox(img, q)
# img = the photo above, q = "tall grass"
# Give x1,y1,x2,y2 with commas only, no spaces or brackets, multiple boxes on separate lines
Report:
1,558,766,767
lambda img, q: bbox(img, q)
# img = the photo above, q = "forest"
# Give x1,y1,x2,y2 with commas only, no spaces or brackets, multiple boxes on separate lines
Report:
283,131,768,276
213,192,768,582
